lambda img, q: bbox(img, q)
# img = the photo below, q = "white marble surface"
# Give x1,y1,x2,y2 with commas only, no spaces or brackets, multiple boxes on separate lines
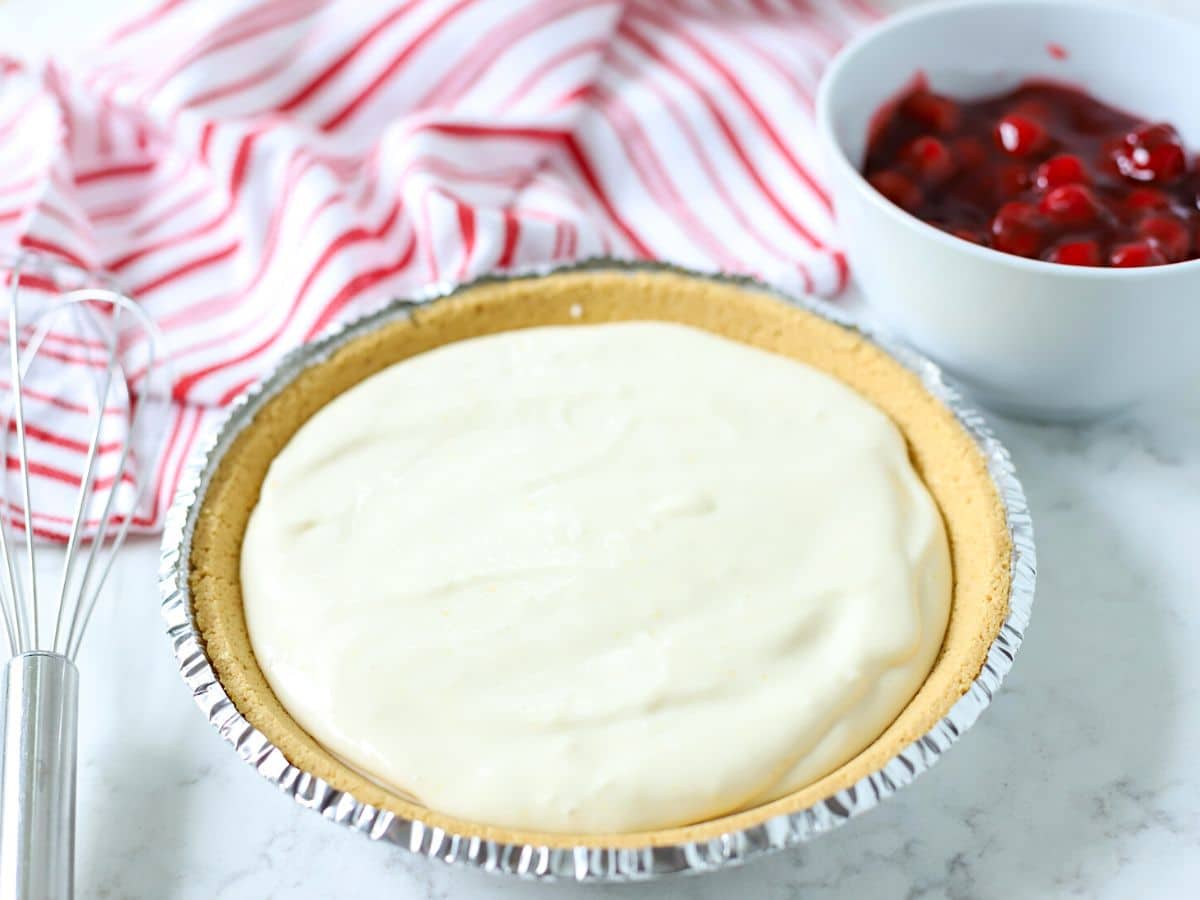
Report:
64,375,1198,900
2,0,1199,897
65,369,1200,897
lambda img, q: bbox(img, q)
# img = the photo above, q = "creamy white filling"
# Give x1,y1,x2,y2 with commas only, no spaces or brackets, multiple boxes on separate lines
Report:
241,322,951,834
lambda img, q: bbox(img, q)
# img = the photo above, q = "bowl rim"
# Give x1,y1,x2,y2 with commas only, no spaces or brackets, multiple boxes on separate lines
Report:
158,258,1037,882
815,0,1200,281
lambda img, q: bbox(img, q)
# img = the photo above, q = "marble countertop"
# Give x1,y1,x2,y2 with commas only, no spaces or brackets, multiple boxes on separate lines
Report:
3,0,1198,897
68,373,1199,900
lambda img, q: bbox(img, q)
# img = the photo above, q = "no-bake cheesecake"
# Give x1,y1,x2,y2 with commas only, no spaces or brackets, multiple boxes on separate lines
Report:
188,269,1011,845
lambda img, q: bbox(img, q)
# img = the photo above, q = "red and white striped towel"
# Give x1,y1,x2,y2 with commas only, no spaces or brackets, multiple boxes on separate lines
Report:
0,0,878,537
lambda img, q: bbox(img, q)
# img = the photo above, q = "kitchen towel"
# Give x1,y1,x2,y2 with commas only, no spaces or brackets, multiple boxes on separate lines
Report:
0,0,876,536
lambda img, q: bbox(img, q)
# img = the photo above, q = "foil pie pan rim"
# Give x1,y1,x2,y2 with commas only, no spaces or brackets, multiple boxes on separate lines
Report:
158,258,1037,882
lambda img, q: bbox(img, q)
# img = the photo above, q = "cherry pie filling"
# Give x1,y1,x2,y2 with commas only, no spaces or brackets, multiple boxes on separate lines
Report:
863,81,1200,268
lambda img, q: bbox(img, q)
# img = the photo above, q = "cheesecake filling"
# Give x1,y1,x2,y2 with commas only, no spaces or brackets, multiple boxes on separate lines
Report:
241,321,952,834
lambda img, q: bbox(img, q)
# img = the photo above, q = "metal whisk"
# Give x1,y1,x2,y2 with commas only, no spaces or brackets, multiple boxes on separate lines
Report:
0,251,167,900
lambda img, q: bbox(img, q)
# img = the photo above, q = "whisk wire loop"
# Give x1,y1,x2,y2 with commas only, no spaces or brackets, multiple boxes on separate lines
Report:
0,260,168,661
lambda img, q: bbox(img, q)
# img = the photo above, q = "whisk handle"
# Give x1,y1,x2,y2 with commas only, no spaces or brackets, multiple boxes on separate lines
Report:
0,652,79,900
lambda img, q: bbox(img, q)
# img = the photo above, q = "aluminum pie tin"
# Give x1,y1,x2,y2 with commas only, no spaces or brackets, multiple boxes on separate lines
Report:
159,258,1036,882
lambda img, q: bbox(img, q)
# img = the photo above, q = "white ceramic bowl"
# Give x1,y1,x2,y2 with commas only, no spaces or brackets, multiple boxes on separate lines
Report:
817,0,1200,421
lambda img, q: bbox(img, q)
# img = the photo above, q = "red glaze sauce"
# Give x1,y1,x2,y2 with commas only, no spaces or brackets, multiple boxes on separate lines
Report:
863,81,1200,267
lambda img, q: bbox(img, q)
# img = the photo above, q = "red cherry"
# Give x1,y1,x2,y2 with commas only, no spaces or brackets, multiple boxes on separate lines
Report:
993,201,1042,228
1110,241,1167,267
995,163,1032,198
1111,123,1187,183
868,170,923,211
1044,239,1101,266
903,136,956,184
1035,154,1089,191
901,89,961,134
1125,187,1171,213
995,114,1047,157
991,201,1044,257
1039,184,1099,226
1138,215,1191,262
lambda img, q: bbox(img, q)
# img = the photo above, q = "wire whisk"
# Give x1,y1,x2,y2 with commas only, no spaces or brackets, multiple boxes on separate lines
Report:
0,251,169,900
